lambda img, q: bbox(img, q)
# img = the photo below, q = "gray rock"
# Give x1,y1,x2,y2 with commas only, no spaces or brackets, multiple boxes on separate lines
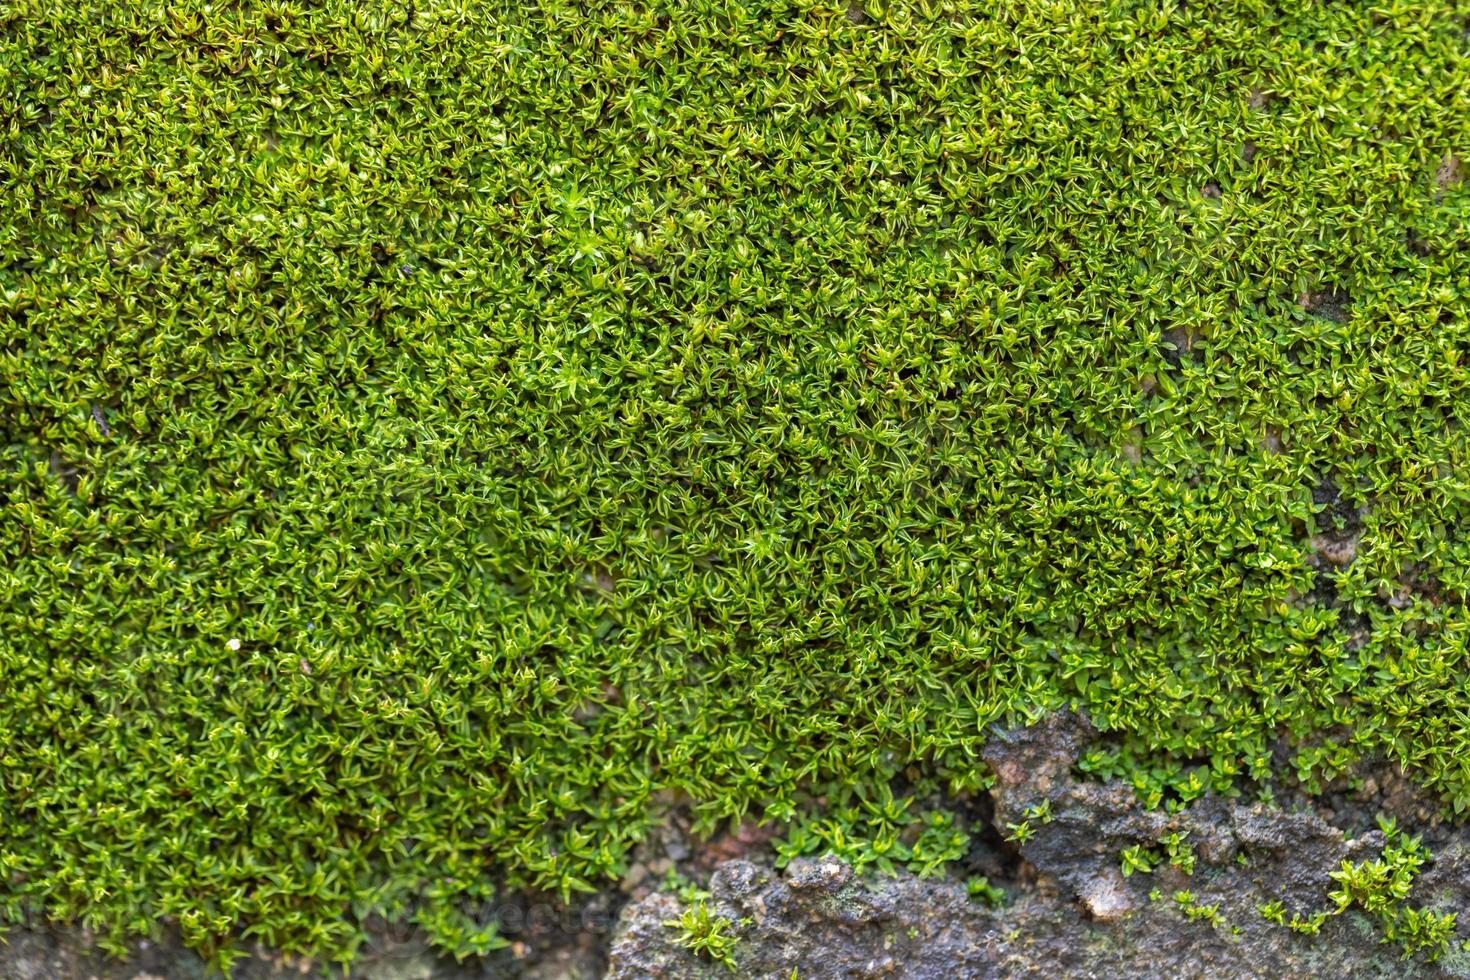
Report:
607,715,1470,979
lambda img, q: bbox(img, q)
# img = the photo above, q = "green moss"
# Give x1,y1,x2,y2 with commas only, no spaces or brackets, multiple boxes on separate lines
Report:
1326,824,1458,961
1120,844,1157,878
1163,831,1195,875
967,875,1006,909
2,0,1469,966
1173,890,1223,927
772,788,972,877
664,899,741,971
1261,818,1458,960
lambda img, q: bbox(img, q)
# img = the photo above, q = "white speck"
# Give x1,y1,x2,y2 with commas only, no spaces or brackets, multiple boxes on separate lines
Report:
226,637,241,651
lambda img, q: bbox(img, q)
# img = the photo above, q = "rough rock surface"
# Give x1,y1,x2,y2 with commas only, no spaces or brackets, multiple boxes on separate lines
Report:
607,714,1470,979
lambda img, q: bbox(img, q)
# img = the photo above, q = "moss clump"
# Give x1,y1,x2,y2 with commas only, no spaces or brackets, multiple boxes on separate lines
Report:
2,0,1469,967
664,899,741,972
1262,819,1458,961
773,790,972,877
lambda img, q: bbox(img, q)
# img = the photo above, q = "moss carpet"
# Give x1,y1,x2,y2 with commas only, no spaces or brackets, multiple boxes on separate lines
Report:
2,0,1469,966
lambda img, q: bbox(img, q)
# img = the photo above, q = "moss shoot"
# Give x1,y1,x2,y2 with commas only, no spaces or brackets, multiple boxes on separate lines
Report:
2,0,1469,967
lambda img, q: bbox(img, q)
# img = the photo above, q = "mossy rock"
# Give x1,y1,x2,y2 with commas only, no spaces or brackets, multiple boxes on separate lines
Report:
2,0,1469,966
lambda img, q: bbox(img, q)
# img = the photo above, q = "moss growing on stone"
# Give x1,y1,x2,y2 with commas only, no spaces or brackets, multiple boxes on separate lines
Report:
2,0,1469,967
